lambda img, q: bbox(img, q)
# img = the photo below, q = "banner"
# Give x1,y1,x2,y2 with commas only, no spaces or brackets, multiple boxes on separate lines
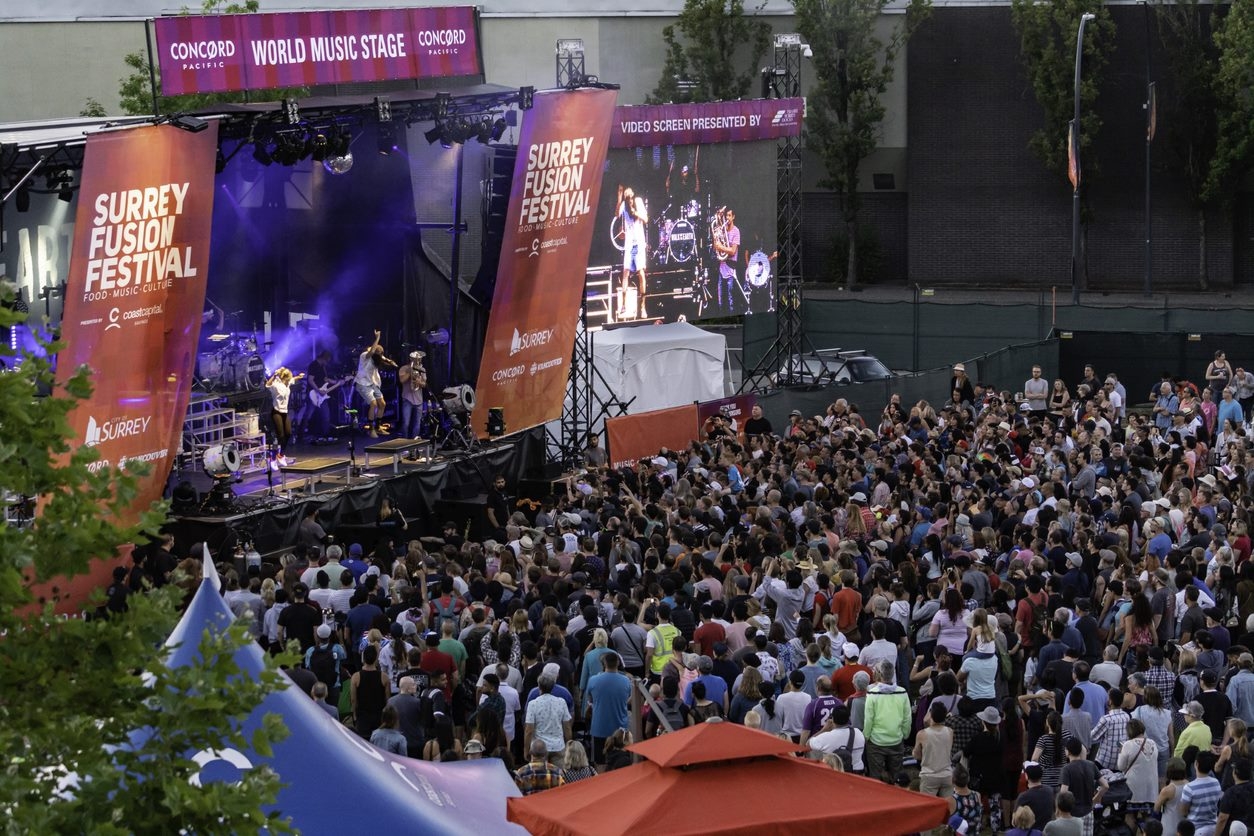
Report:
696,393,757,434
154,6,481,96
611,98,804,148
49,124,218,606
471,88,618,437
605,405,699,470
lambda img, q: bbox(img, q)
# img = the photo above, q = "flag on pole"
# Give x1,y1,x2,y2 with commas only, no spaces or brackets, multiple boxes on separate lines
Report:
1067,119,1080,191
1147,82,1157,142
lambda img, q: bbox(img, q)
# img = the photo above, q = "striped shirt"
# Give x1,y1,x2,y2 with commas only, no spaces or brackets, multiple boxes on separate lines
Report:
1181,775,1223,828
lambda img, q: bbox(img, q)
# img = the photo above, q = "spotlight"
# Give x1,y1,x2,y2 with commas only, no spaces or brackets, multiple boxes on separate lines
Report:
486,407,506,438
441,384,476,416
434,91,452,119
490,117,507,142
519,85,535,110
283,98,301,125
424,124,442,145
58,181,73,202
323,151,353,175
310,132,328,162
16,186,30,213
475,118,493,144
375,96,392,123
202,442,241,479
253,142,274,166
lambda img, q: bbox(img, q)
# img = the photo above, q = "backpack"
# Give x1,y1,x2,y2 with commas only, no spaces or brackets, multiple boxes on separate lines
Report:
419,687,445,734
433,596,460,634
307,644,338,688
833,727,857,771
655,697,687,735
1175,668,1201,708
1026,594,1048,650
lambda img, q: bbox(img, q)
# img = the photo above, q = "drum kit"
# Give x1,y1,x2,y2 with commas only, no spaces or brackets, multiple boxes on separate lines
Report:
198,332,270,392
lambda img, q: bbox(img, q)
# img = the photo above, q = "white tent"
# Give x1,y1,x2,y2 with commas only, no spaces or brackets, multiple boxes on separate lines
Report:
592,321,726,416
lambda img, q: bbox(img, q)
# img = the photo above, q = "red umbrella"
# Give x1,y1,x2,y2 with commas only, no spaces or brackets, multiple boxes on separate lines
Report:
507,723,949,836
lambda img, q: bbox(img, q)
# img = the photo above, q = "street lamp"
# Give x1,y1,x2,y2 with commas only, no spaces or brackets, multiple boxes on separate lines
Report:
1071,11,1096,305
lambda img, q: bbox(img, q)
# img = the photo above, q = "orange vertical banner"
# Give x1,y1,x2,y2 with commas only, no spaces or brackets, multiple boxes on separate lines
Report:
472,88,618,436
45,123,219,606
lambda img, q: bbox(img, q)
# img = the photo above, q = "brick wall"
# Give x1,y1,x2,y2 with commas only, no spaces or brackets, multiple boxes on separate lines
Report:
801,191,908,283
906,6,1235,289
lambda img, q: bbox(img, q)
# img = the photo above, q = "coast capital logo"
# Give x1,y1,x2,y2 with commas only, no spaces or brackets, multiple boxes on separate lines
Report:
106,307,121,331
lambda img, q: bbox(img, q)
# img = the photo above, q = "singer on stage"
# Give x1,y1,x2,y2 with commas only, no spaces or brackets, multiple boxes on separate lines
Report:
356,329,396,438
265,366,304,466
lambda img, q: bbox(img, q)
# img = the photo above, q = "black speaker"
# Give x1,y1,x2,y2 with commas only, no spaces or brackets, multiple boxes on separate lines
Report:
469,146,516,306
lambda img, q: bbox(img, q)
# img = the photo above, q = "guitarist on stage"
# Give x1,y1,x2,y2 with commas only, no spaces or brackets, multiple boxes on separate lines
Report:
397,351,429,440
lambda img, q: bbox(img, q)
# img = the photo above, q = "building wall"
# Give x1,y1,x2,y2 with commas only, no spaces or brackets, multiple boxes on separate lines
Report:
907,5,1234,289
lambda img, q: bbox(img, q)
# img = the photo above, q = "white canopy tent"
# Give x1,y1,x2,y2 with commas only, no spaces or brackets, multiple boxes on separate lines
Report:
592,321,726,416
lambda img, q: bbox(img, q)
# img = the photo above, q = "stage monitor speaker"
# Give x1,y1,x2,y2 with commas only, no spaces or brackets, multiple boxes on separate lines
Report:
470,146,516,306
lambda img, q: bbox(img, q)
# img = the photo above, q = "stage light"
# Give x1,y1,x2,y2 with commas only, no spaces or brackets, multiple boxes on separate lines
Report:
323,151,353,175
171,480,199,514
15,186,29,213
310,132,328,162
202,442,241,479
283,98,301,125
58,181,73,202
424,124,442,145
486,407,506,438
253,142,274,166
375,96,392,123
434,91,452,119
475,118,492,144
441,384,476,416
170,114,209,133
490,117,507,142
519,86,535,110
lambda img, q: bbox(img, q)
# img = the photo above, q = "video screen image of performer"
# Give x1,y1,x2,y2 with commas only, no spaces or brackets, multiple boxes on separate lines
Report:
615,184,649,320
355,329,397,438
585,141,777,325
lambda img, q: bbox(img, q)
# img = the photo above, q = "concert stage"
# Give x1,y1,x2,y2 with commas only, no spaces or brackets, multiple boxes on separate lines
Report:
167,427,544,558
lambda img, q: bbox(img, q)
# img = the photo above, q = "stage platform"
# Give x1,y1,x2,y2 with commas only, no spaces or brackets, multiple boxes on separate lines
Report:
167,427,544,557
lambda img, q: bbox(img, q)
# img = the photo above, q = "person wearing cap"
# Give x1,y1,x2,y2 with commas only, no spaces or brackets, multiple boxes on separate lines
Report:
832,642,871,701
950,363,975,405
1176,699,1213,757
963,705,1006,832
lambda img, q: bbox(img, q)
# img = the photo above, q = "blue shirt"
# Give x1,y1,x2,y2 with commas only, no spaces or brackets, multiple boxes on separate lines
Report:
586,670,632,738
1218,399,1244,430
527,683,575,714
685,673,728,709
1227,670,1254,726
1069,680,1110,728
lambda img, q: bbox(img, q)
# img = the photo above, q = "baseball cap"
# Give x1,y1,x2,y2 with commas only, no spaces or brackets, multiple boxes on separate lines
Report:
463,740,486,754
316,624,332,639
842,642,861,659
851,492,867,504
1180,700,1205,717
349,543,363,557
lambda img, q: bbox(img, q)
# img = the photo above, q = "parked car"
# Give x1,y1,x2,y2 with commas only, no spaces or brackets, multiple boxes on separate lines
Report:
772,349,894,387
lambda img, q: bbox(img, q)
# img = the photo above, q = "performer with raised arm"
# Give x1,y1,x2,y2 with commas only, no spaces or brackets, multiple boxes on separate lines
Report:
265,366,304,466
356,329,396,438
712,207,741,313
616,184,649,319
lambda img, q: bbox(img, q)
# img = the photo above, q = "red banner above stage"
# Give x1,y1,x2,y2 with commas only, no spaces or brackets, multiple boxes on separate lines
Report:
606,405,700,470
471,88,618,437
49,124,218,605
610,98,804,148
153,6,481,96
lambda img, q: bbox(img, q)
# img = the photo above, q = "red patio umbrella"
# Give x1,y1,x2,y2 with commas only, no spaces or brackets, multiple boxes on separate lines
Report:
507,723,949,836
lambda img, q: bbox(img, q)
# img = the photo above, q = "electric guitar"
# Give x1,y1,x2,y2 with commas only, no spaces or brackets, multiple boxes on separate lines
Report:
308,375,353,408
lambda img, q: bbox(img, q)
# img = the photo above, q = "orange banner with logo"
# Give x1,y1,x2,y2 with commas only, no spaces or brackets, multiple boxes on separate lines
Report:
471,88,618,437
45,123,219,607
605,404,699,470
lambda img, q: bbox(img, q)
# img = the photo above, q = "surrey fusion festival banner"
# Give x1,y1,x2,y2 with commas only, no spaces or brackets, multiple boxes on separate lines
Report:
153,6,481,96
49,124,218,605
471,88,619,436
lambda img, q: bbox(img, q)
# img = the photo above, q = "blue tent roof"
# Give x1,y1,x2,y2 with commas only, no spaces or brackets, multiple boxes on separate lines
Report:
165,554,526,835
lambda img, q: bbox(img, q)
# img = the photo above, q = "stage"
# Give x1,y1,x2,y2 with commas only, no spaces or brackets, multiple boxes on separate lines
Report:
167,426,544,559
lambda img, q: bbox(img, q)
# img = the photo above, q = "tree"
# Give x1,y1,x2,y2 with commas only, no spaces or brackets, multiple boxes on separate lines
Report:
0,285,292,834
1206,0,1254,215
118,0,306,116
80,98,107,118
1154,0,1227,289
648,0,772,104
794,0,931,287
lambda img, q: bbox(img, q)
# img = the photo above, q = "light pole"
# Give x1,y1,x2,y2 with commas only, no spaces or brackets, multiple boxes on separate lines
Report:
1141,0,1155,297
1071,12,1096,305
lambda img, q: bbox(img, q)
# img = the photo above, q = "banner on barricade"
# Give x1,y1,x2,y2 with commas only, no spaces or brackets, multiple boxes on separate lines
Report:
605,404,700,469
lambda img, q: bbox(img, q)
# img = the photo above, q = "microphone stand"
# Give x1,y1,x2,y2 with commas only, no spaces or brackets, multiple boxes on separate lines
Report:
344,408,360,480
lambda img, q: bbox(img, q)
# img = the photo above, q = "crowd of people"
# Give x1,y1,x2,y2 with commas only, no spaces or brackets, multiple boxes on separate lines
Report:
163,355,1254,836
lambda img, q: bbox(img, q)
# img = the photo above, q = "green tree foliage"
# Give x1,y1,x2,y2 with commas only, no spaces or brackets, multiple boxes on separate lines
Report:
1206,0,1254,208
1009,0,1114,181
80,98,108,118
1154,0,1227,288
794,0,931,287
119,0,306,115
0,286,292,834
648,0,772,104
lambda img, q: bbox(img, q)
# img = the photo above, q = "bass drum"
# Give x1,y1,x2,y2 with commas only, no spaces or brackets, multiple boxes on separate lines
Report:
228,354,266,390
668,219,696,263
202,442,240,477
747,250,772,288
